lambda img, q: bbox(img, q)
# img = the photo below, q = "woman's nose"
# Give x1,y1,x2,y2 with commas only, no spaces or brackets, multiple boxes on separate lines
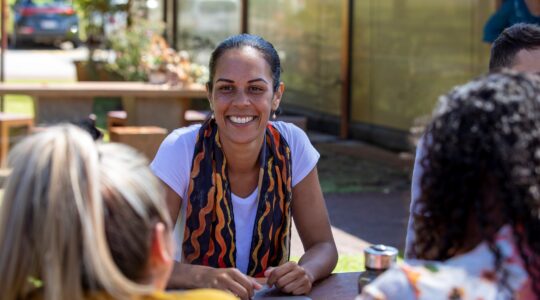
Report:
233,91,250,105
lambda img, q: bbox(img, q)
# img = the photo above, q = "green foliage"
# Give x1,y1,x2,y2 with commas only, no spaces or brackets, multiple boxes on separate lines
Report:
72,0,130,49
106,17,164,81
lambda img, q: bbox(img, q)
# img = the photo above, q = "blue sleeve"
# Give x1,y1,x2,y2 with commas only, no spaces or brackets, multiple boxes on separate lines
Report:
483,0,514,43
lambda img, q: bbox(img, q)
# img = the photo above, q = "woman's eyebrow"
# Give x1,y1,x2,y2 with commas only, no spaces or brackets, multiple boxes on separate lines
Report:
216,78,235,83
248,78,268,84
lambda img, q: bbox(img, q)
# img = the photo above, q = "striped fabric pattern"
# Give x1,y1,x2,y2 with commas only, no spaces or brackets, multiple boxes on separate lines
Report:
183,119,293,277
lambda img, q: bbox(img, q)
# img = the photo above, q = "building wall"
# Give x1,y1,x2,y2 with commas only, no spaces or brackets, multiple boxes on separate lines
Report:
249,0,494,150
249,0,343,120
351,0,493,149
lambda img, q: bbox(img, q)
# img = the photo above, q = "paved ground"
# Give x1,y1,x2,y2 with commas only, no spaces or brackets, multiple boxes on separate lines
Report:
290,135,414,257
2,46,87,80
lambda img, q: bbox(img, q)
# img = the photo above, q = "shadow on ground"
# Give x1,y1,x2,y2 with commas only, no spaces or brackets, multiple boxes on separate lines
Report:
291,138,413,257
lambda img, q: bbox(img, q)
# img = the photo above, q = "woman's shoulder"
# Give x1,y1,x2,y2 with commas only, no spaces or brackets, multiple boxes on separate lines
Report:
83,289,236,300
270,120,309,143
153,125,201,158
164,124,202,145
152,289,237,300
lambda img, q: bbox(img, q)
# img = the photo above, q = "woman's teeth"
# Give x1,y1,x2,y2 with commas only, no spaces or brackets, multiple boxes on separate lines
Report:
229,116,254,124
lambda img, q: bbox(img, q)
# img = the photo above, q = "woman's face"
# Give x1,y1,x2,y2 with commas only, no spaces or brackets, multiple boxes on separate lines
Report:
208,46,283,147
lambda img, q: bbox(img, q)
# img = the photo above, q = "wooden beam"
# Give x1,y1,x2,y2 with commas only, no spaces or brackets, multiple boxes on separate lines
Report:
1,0,6,112
241,0,248,33
340,0,353,139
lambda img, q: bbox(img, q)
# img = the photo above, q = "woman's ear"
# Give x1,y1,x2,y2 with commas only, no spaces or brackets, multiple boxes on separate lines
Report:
206,83,214,111
272,82,285,111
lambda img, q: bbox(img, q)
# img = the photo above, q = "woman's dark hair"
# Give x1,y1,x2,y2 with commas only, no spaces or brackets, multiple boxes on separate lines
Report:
414,71,540,297
207,33,281,92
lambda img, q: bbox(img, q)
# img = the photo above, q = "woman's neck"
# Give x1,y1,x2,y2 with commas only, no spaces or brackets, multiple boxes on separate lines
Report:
220,136,264,197
220,136,263,174
525,0,540,17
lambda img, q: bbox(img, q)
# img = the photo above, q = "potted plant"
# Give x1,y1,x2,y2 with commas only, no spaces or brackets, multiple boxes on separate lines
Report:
72,0,131,81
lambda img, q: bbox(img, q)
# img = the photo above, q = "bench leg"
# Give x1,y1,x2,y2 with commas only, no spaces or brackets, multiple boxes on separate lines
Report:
0,122,8,168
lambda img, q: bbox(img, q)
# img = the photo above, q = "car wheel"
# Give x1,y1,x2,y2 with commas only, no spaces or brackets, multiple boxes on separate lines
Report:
9,34,19,49
71,39,81,49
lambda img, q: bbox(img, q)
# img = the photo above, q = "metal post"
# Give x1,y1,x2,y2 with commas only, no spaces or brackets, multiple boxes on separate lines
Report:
340,0,353,139
241,0,248,33
0,0,7,112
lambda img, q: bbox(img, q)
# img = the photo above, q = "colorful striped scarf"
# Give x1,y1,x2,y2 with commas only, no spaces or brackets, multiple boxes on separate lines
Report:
183,119,293,277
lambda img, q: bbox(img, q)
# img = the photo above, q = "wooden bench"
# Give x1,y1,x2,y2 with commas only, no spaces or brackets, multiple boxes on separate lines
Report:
0,113,34,167
107,109,212,132
109,126,168,160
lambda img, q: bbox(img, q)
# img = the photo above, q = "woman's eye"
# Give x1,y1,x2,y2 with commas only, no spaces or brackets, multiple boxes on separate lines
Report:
218,85,234,92
249,86,264,93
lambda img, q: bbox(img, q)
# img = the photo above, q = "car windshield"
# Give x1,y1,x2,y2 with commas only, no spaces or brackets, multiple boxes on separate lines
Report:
17,0,71,7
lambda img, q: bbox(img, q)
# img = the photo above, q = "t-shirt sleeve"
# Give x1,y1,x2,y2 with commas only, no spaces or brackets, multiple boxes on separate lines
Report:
274,121,320,187
150,127,196,199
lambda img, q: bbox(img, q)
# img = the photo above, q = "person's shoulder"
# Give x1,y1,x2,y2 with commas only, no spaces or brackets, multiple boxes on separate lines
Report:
270,121,308,141
159,124,201,149
360,264,415,298
168,124,201,141
158,289,236,300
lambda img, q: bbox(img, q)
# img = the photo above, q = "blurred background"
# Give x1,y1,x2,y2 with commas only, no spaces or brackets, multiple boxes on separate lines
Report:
1,0,496,151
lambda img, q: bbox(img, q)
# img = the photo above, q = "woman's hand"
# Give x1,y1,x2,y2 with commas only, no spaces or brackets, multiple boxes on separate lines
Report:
264,262,314,295
201,267,262,300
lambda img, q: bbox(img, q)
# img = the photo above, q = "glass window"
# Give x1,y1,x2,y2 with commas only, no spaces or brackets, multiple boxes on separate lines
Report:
176,0,241,66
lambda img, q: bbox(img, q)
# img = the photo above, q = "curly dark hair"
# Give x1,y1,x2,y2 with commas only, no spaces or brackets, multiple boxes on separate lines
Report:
413,71,540,297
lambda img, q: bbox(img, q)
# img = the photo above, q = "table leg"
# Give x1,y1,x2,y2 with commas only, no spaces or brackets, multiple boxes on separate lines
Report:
0,122,8,168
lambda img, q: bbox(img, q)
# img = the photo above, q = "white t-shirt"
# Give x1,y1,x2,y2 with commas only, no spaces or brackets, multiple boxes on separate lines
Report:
150,121,319,274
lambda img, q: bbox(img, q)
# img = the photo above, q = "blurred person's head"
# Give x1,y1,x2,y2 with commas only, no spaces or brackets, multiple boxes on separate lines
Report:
0,125,173,300
414,71,540,295
490,23,540,72
98,143,174,290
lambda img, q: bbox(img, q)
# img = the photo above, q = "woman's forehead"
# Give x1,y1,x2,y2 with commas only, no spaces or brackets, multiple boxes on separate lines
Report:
214,47,272,79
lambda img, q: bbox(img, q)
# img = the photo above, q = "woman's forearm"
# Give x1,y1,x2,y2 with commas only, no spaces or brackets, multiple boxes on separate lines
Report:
166,262,213,289
297,241,338,283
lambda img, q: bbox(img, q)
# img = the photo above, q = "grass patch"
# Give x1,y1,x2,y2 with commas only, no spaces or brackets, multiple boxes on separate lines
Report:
3,95,34,115
2,78,76,116
290,255,364,273
291,252,404,273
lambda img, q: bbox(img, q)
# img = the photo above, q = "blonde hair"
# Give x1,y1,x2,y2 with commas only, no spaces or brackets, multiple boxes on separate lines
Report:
0,125,169,300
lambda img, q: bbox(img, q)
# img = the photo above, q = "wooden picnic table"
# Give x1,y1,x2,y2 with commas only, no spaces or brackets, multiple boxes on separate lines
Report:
0,82,208,131
255,272,360,300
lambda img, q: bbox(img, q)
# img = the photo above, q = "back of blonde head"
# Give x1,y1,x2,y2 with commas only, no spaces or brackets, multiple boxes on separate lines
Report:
0,125,157,300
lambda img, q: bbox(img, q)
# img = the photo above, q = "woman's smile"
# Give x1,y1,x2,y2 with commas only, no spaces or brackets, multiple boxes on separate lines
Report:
227,115,257,125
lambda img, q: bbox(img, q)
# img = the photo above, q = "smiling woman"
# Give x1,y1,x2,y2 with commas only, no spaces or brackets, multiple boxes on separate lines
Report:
150,34,338,300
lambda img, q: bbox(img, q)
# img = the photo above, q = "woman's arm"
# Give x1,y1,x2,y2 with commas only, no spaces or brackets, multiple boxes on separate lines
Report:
265,167,338,294
163,184,261,299
163,182,182,223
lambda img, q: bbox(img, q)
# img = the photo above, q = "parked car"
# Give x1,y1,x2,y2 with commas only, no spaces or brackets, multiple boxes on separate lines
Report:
11,0,80,48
